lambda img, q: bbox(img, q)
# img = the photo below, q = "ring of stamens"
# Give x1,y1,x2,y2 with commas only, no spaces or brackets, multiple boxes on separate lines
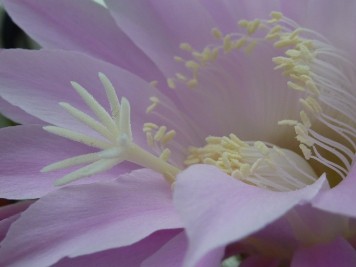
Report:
170,11,355,186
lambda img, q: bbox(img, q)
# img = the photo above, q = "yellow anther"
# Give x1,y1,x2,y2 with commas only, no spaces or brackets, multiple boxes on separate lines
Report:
300,111,312,128
146,102,158,113
293,65,310,75
161,130,176,145
295,124,309,137
175,73,187,81
245,40,258,55
154,126,167,142
211,47,219,61
146,132,154,147
270,11,283,21
174,56,184,62
143,122,159,133
269,25,283,35
180,42,193,51
146,96,160,113
149,80,158,88
167,78,176,89
187,79,198,89
240,164,251,177
305,96,322,113
306,80,320,96
185,60,200,71
300,144,312,160
278,120,298,126
159,148,171,162
206,136,222,144
274,38,300,48
234,37,247,49
211,27,223,40
223,35,233,53
149,96,159,103
247,19,261,35
287,81,305,92
254,141,269,155
238,19,249,28
285,49,301,58
265,32,281,40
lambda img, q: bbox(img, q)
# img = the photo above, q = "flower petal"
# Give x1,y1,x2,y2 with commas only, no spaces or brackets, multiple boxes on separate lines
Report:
173,165,326,267
141,232,187,267
53,230,181,267
290,237,356,267
0,125,136,199
0,169,182,267
0,201,33,242
2,0,164,82
313,163,356,218
0,98,42,124
105,0,215,76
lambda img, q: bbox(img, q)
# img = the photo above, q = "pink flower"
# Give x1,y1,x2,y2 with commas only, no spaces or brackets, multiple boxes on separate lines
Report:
0,0,356,266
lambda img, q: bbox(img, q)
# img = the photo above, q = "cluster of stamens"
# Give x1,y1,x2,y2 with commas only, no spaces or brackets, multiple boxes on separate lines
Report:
42,11,355,191
172,11,355,185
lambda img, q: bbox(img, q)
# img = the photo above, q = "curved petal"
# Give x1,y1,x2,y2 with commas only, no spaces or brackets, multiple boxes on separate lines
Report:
291,237,356,267
0,169,182,267
0,49,194,150
0,98,43,125
2,0,164,82
53,230,181,267
142,232,187,267
0,201,33,242
0,125,136,199
313,163,356,218
105,0,215,76
173,165,326,267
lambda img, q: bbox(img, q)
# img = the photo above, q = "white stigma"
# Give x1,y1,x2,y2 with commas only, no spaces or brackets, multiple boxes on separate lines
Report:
41,73,179,186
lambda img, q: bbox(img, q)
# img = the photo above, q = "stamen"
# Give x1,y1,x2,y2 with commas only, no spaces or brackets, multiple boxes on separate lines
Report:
185,135,317,191
42,73,180,185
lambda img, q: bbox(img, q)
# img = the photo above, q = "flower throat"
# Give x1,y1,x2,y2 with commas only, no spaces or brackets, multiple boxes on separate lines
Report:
41,12,355,191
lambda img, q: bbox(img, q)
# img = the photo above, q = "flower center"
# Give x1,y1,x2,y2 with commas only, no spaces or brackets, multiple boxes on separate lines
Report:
41,12,355,191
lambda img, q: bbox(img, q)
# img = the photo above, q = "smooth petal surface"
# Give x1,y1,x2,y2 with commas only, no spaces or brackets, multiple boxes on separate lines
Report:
142,232,187,267
174,165,326,267
0,98,42,124
0,125,136,199
2,0,164,82
0,169,182,267
106,0,215,76
313,163,356,218
0,201,33,242
291,237,356,267
53,230,181,267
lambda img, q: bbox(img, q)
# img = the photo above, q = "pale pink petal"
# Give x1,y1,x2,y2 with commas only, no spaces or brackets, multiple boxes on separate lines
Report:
105,0,215,76
0,201,33,242
142,232,187,267
313,163,356,218
173,165,326,267
2,0,164,82
0,169,182,267
291,237,356,267
53,230,181,267
0,98,42,124
0,49,194,151
0,125,136,200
